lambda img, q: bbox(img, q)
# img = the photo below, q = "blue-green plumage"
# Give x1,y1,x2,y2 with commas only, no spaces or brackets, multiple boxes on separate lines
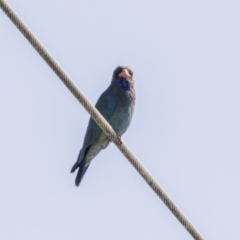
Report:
71,66,136,186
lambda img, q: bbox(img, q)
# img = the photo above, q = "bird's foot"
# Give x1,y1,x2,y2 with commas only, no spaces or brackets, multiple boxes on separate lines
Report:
117,135,122,144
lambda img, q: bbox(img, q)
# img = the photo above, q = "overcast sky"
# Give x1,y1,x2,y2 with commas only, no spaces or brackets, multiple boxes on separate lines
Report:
1,0,240,239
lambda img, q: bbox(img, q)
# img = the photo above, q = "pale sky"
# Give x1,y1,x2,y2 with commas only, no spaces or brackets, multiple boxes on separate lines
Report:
0,0,240,239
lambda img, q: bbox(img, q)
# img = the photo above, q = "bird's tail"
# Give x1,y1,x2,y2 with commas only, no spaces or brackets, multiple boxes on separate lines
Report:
71,159,89,187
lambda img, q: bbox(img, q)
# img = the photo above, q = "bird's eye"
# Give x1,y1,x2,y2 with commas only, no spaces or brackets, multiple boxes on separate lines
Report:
114,67,123,77
128,69,133,76
118,68,123,75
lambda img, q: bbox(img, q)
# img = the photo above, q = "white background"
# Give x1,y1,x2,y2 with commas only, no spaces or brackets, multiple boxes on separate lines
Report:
0,0,240,239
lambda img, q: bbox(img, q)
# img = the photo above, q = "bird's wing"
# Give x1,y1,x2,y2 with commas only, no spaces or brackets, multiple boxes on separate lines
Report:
72,86,119,173
81,87,117,152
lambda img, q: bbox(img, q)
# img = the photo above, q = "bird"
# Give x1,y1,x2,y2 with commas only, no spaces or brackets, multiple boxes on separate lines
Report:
71,66,136,186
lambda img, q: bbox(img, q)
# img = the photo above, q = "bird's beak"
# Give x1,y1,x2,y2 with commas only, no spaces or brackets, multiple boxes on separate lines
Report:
118,69,130,78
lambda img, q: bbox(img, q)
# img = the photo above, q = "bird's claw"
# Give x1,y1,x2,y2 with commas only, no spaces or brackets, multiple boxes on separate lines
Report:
117,135,122,144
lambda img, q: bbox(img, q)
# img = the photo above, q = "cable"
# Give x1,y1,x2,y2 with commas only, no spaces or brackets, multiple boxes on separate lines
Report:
0,1,204,239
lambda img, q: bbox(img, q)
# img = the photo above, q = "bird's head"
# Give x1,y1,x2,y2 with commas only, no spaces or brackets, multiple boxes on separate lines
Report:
111,66,134,90
113,66,133,79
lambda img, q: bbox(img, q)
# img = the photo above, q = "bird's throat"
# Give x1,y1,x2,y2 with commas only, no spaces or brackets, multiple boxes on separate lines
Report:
118,79,130,91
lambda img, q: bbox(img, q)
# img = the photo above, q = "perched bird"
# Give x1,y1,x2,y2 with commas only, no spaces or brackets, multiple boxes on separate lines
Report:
71,66,136,186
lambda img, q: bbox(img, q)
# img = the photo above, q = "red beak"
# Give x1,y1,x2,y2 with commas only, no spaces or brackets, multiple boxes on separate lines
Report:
118,69,130,78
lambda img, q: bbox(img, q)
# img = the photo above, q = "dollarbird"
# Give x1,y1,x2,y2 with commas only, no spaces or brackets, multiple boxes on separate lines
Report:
71,66,136,186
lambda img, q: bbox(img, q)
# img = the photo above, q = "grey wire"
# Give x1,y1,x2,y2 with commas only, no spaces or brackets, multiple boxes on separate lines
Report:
0,1,204,239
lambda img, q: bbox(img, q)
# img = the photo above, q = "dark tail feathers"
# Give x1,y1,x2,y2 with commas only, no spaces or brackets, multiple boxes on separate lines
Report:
71,160,89,187
71,145,92,187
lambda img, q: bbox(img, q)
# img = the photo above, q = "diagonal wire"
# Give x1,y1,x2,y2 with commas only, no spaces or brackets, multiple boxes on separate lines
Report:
0,1,204,239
